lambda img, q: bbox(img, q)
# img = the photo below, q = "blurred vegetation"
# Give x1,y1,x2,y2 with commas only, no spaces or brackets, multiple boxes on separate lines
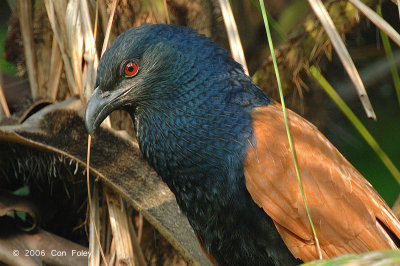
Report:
0,10,17,76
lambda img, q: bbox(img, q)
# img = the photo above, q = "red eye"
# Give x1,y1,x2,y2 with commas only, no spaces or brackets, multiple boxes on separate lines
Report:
124,62,138,77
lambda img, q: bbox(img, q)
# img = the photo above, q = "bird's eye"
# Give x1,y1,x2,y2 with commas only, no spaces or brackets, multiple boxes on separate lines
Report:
124,61,138,77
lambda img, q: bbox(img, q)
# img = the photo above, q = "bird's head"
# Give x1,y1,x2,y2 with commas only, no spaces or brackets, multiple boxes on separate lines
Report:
84,24,239,135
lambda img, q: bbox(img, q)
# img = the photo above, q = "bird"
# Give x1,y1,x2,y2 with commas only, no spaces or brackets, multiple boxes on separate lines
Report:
84,24,400,265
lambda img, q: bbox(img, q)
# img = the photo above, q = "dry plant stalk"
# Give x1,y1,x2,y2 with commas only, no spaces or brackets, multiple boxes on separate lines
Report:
17,0,39,100
218,0,249,75
163,0,170,24
101,0,119,57
79,0,99,101
88,182,102,266
65,0,84,100
392,195,400,220
349,0,400,47
86,135,108,266
307,0,376,119
137,213,143,243
47,37,63,100
99,0,119,128
127,210,147,266
0,71,11,118
44,0,80,97
105,188,137,266
98,0,109,38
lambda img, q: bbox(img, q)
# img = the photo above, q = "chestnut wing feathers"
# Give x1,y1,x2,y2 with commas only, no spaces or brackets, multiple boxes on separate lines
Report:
244,104,400,261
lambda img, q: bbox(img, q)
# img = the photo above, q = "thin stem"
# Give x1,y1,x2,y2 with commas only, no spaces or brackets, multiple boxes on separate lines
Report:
258,0,322,259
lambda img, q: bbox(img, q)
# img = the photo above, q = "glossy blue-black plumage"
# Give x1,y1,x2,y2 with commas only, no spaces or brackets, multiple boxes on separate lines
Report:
96,24,300,265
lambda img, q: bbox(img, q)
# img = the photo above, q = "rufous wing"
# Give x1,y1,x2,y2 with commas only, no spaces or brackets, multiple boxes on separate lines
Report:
244,103,400,262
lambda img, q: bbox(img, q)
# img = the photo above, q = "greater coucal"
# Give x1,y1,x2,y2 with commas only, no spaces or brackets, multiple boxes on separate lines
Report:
85,24,400,265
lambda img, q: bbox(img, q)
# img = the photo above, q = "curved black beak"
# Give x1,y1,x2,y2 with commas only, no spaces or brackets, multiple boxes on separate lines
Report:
84,87,115,135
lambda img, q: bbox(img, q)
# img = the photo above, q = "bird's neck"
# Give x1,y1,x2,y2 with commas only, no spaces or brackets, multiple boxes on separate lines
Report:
132,76,271,212
130,93,298,266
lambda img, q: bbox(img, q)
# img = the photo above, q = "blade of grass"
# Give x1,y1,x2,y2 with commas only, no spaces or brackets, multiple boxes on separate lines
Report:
218,0,249,75
278,0,309,37
248,0,287,40
310,66,400,185
258,0,322,259
308,0,376,119
266,13,287,41
376,5,400,107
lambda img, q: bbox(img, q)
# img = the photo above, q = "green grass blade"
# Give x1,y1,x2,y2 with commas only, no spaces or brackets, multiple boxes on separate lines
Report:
258,0,322,258
376,5,400,107
249,0,287,40
310,66,400,185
